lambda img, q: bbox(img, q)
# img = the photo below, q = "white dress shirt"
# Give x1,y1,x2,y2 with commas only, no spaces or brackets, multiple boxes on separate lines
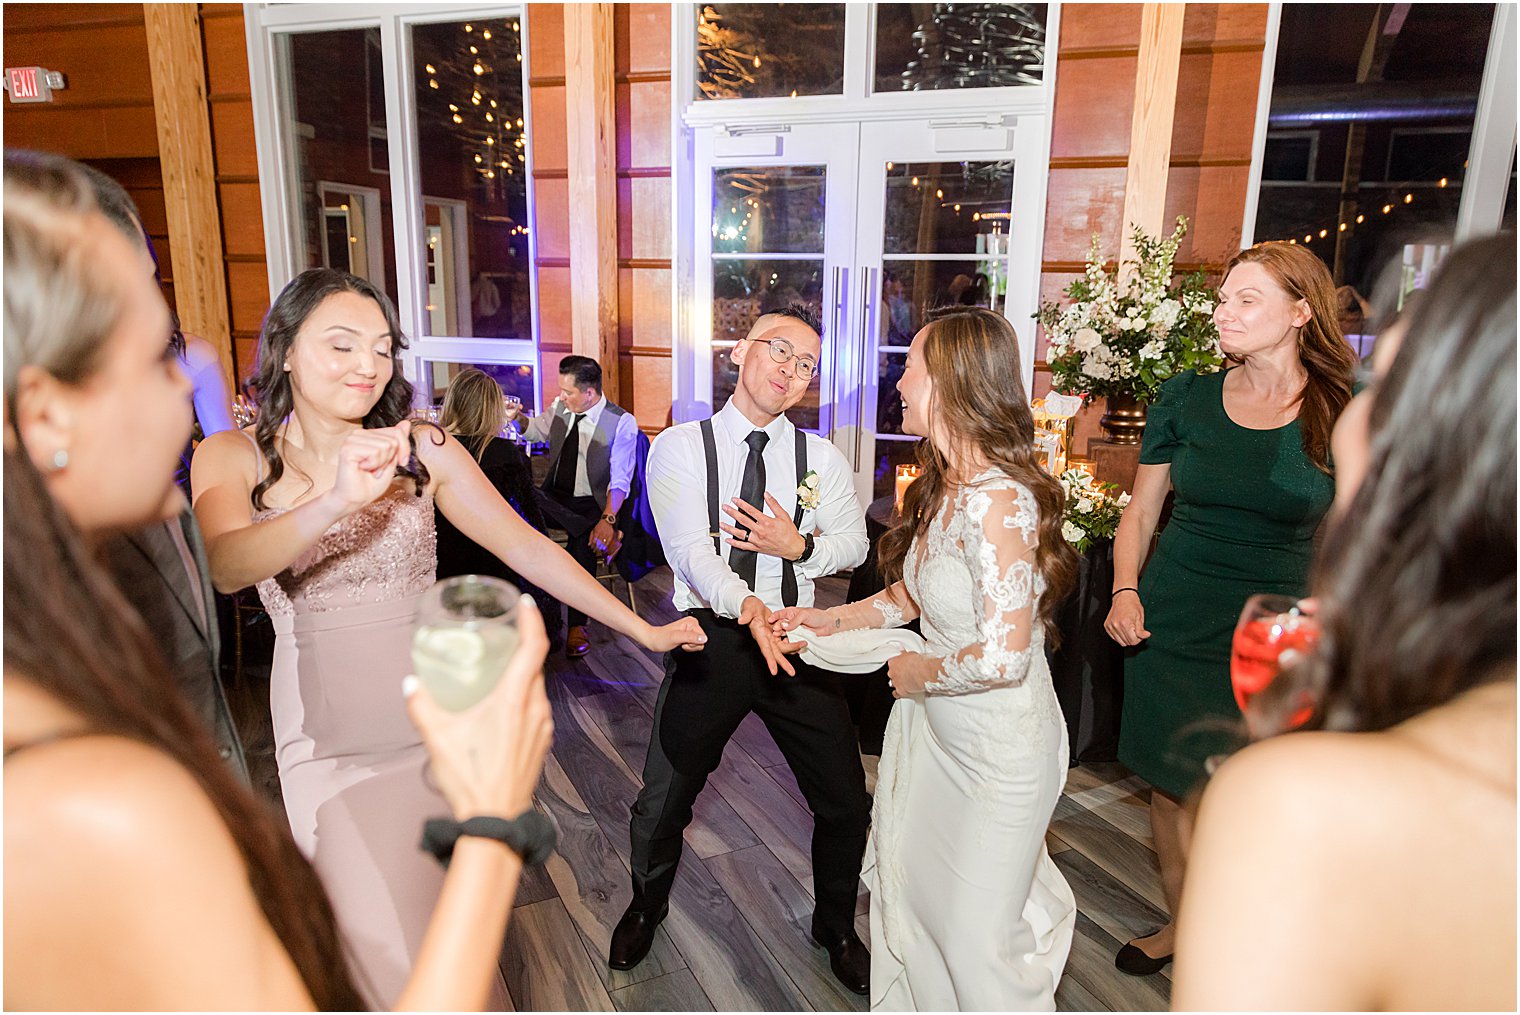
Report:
523,394,637,501
647,400,868,619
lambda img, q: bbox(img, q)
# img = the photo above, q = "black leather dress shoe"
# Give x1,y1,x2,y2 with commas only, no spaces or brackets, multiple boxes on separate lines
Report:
1115,940,1173,975
608,902,667,970
810,918,870,996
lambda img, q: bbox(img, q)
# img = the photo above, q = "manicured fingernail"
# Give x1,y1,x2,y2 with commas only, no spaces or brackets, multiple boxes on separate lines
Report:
519,593,537,610
402,675,420,698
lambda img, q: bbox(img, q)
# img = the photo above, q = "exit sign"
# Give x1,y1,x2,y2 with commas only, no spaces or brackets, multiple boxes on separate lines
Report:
5,66,66,103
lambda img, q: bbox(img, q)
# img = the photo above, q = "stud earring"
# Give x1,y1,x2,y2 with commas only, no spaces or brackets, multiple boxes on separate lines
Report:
50,449,69,470
283,362,292,372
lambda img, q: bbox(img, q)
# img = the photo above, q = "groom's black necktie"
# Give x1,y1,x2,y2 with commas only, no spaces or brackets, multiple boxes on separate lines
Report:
729,429,769,590
549,413,586,496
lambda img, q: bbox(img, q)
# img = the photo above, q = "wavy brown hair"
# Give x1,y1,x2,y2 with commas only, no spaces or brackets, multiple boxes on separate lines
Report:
878,307,1078,646
440,368,506,463
1223,243,1356,472
2,152,366,1010
249,268,439,510
1253,237,1516,738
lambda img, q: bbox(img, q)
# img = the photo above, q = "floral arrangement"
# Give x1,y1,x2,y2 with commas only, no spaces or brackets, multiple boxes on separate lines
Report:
1039,217,1225,403
1059,468,1130,553
797,469,821,510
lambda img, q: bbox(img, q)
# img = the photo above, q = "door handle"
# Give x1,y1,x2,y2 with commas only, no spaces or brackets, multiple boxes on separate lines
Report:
853,266,877,471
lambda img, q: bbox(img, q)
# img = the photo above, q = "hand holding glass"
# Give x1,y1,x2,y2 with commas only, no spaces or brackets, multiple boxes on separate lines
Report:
1231,594,1318,727
412,575,522,711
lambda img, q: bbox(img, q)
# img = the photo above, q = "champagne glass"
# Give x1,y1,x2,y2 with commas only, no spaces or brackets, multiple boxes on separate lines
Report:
1231,594,1319,725
411,575,521,711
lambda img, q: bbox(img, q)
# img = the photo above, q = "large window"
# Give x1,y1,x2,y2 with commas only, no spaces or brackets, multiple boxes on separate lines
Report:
1244,3,1515,306
248,5,540,411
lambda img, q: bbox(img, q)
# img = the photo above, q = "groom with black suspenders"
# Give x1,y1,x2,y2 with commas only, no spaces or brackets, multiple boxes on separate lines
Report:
609,306,872,995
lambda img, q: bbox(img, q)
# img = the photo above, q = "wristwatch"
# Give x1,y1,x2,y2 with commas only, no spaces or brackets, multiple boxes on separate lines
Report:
795,532,816,563
601,513,618,525
420,810,558,869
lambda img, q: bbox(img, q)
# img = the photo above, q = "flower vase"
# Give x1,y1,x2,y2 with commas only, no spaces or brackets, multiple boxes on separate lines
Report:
1100,393,1148,446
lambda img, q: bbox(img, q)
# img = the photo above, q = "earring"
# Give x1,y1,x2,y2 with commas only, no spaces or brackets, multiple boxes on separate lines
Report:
50,449,69,470
283,362,292,372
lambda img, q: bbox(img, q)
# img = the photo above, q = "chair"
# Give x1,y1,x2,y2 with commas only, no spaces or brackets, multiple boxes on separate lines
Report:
548,528,637,612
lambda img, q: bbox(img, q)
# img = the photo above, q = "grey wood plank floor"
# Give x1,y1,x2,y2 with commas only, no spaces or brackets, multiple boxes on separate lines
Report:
492,568,1173,1012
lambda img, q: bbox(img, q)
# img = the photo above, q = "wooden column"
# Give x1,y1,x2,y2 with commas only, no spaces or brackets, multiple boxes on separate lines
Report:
563,3,620,402
143,3,233,387
1118,3,1186,271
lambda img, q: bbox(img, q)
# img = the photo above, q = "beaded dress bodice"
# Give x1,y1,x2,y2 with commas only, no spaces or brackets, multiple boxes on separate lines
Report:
252,485,437,618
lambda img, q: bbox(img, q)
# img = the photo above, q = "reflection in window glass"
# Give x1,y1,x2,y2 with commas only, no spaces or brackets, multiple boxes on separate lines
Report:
713,166,826,254
880,258,1000,346
413,18,530,339
286,29,398,295
696,4,845,100
871,437,920,503
1252,3,1494,296
426,361,537,417
874,4,1047,93
711,259,823,428
883,160,1014,255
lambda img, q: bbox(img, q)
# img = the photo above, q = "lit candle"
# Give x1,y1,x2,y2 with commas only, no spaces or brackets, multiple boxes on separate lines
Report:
895,464,922,514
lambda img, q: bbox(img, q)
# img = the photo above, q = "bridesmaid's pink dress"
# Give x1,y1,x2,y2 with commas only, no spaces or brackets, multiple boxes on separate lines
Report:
253,484,507,1008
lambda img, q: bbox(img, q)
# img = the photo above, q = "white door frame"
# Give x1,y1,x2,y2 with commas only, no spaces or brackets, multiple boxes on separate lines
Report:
671,2,1060,427
244,3,541,408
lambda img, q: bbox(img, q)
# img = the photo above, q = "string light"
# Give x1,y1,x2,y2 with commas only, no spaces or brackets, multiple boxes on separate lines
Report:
425,64,436,74
429,79,438,89
469,45,478,55
464,23,473,32
1438,177,1448,187
935,188,944,198
1355,214,1364,223
1338,222,1347,232
482,29,492,40
1383,204,1392,213
1403,193,1413,203
911,176,919,186
474,62,485,75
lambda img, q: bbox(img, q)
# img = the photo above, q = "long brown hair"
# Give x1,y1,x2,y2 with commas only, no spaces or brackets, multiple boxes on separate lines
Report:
440,367,506,463
1223,243,1356,471
1255,237,1516,737
2,153,366,1010
249,268,437,510
878,307,1078,646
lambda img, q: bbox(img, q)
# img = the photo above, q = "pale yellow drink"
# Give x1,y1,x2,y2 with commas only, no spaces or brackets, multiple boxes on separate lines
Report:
411,622,521,712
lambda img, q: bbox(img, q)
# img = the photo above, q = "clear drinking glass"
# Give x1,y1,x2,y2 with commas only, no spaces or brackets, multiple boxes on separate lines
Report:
1231,594,1319,723
411,575,521,711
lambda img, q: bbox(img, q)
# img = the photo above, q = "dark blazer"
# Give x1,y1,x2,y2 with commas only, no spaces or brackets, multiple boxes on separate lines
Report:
101,511,249,781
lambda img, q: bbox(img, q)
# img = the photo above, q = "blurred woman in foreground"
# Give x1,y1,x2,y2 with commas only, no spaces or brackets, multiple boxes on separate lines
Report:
1173,236,1516,1010
3,153,551,1010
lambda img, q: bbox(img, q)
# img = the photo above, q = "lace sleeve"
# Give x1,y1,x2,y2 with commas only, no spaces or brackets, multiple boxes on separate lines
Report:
824,581,919,632
924,480,1039,695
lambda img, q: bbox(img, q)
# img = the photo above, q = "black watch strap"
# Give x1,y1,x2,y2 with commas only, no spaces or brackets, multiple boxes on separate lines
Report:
797,532,816,563
421,811,558,869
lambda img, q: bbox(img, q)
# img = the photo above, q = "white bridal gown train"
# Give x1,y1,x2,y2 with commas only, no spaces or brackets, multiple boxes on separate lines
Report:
862,469,1076,1012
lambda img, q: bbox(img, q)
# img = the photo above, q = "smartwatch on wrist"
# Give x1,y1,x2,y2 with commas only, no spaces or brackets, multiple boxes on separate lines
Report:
421,810,558,869
795,532,816,563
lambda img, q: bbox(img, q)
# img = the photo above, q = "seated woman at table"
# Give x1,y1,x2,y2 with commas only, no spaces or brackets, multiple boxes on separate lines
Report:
436,367,564,647
1103,242,1356,974
1173,236,1515,1010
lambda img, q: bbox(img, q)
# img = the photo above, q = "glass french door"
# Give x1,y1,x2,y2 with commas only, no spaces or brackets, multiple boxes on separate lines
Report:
691,116,1044,506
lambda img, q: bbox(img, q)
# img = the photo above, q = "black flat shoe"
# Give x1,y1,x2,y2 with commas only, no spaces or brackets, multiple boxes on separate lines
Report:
810,917,870,996
608,902,667,970
1115,940,1173,975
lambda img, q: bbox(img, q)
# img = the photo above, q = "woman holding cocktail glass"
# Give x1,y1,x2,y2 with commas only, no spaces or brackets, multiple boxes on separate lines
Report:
1174,236,1515,1010
1103,242,1356,973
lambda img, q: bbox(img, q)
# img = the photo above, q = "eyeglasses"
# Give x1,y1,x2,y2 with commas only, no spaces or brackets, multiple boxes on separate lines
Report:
743,336,818,380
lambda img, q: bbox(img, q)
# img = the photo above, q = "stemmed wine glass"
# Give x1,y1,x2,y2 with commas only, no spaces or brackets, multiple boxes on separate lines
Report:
1230,594,1319,732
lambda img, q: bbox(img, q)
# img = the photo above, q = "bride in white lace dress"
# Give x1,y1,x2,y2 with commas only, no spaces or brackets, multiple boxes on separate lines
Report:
776,308,1079,1010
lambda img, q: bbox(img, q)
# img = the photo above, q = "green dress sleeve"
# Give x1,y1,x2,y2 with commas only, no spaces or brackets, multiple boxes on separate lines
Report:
1138,370,1197,465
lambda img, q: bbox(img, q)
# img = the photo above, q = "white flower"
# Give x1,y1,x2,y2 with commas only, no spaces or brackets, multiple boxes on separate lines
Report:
1138,338,1165,361
797,470,822,509
1061,520,1084,543
1150,298,1182,330
1076,497,1094,513
1076,471,1095,487
1117,491,1132,507
1081,354,1112,380
1072,327,1101,353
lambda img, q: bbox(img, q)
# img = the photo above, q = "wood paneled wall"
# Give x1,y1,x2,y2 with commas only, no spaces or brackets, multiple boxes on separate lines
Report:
527,3,672,430
1035,3,1269,454
2,3,266,385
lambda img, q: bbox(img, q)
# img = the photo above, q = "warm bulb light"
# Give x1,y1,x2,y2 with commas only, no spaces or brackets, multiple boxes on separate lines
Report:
1319,228,1328,238
1338,222,1347,232
1356,214,1364,223
1404,193,1413,203
1438,177,1448,187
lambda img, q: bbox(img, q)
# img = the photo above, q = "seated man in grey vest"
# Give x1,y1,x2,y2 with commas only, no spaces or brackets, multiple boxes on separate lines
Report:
505,355,639,658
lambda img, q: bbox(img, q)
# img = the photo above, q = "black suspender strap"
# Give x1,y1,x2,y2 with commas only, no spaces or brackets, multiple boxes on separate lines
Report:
701,418,807,608
780,427,807,608
699,418,721,556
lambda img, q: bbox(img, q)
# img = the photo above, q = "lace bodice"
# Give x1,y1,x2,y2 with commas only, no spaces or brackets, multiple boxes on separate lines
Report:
252,486,437,618
903,469,1047,695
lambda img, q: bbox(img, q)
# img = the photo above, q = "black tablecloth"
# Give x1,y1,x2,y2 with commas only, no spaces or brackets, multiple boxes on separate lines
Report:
846,498,1123,764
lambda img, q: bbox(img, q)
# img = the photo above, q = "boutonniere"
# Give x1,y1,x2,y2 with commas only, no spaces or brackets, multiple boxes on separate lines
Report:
797,470,821,510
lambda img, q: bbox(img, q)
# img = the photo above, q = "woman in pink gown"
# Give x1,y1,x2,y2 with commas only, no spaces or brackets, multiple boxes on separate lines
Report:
193,268,704,1007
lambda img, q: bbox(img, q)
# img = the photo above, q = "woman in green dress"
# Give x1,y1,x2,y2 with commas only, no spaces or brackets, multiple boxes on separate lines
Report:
1102,242,1356,974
